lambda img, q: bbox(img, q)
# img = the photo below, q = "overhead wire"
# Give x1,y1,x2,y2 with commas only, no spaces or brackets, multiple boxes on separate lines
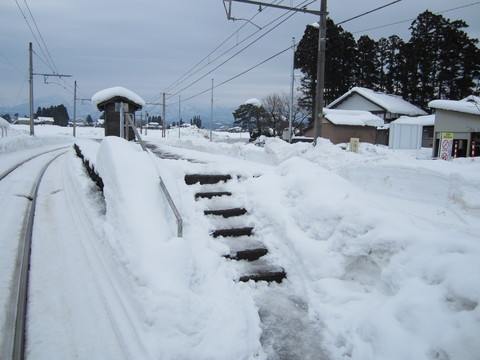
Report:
146,0,314,111
175,43,293,105
0,50,26,76
352,1,480,36
23,0,59,74
161,1,271,94
165,1,314,95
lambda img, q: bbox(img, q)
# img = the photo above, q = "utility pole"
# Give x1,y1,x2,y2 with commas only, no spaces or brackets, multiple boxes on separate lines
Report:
314,0,327,143
178,95,181,139
210,79,214,142
28,42,72,136
29,42,34,136
73,80,77,137
289,37,295,143
224,1,327,143
162,93,166,138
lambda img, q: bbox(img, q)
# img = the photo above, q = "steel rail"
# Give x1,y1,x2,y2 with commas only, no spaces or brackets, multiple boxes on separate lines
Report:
126,114,183,237
0,145,70,181
1,150,67,360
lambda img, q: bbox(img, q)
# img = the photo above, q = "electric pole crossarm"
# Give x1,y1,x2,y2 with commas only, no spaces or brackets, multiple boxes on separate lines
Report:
230,0,321,15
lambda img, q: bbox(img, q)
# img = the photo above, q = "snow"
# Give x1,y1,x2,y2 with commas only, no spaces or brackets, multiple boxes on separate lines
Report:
324,109,384,127
429,96,480,116
245,98,262,107
91,86,146,109
328,87,428,116
391,114,435,126
0,117,9,128
1,124,480,359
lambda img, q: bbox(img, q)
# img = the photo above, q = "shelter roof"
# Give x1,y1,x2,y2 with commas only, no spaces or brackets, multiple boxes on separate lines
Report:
92,86,145,110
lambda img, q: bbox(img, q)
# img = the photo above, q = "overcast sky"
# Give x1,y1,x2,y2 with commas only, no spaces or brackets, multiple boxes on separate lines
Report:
1,0,479,116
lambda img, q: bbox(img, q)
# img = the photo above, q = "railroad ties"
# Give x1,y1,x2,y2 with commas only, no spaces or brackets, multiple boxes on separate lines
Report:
185,174,286,283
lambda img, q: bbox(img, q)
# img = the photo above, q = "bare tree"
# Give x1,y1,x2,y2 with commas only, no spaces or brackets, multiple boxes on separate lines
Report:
262,92,289,136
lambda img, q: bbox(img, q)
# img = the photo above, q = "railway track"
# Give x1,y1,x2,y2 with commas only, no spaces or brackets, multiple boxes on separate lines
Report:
0,148,67,360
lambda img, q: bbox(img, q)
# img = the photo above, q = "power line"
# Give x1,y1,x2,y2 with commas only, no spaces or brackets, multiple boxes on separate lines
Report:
23,0,59,73
148,0,313,106
163,2,306,103
161,0,275,94
352,1,480,36
173,44,293,105
0,50,26,75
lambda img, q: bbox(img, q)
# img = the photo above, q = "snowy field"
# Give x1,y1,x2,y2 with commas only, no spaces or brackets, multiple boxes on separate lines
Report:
1,124,479,360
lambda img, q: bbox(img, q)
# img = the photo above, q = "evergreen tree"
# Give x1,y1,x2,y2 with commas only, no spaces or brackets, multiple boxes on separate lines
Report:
355,35,378,89
52,104,69,126
384,35,405,94
86,114,94,125
402,11,480,107
232,103,268,134
295,19,357,118
1,113,11,122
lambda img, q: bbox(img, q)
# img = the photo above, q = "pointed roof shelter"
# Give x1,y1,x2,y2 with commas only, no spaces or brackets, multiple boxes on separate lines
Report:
91,86,145,140
326,87,427,122
92,86,145,111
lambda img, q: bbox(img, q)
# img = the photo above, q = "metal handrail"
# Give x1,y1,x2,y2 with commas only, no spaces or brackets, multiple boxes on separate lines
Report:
126,114,183,237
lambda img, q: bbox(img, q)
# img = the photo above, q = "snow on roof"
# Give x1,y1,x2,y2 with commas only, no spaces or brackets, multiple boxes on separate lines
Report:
245,98,261,107
91,86,145,109
428,96,480,116
38,116,54,122
323,109,384,127
391,114,435,126
327,87,427,116
0,117,10,128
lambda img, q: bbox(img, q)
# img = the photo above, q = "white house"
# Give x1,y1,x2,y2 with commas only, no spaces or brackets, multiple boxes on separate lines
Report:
429,96,480,157
326,87,427,122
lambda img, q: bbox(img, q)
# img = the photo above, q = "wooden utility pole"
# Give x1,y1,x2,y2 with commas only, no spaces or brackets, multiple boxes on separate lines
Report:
224,0,327,143
73,80,77,137
162,93,166,137
28,42,71,136
314,0,327,143
29,42,34,136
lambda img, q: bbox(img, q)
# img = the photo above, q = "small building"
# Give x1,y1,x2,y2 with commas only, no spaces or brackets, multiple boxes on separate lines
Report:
326,87,427,123
37,116,54,125
389,115,435,148
92,86,145,140
429,96,480,157
304,109,384,144
15,117,31,125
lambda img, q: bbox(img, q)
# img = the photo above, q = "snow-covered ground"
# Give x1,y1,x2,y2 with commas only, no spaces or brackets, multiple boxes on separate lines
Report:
1,124,479,359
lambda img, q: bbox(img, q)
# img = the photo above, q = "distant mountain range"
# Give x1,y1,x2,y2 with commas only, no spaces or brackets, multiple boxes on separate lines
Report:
0,95,237,128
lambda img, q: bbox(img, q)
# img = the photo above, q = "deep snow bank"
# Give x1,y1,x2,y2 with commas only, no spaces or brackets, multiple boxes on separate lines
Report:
91,137,264,359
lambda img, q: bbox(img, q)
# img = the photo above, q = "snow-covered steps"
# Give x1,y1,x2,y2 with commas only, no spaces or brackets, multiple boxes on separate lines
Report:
212,226,254,238
204,207,247,218
194,191,232,199
186,172,286,283
185,174,232,185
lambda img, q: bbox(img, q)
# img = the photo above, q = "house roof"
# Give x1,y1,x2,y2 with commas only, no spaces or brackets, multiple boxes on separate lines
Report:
391,114,435,126
92,86,145,110
428,96,480,116
324,109,384,127
327,87,427,116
